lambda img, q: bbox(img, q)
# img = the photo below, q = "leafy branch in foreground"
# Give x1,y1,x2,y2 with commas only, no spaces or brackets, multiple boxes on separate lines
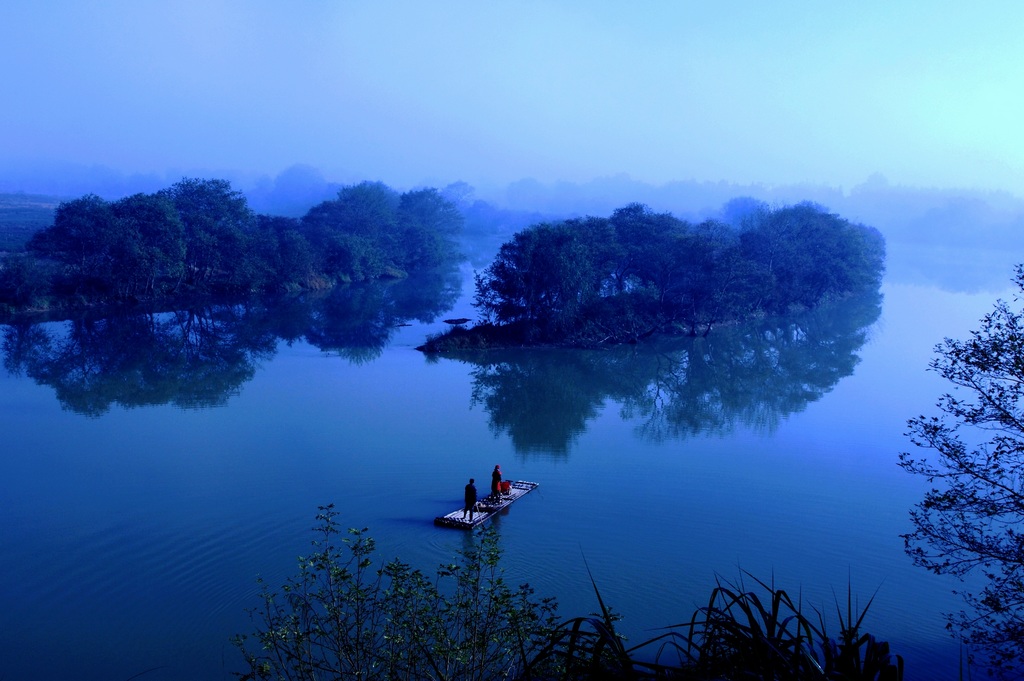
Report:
233,504,560,681
900,263,1024,674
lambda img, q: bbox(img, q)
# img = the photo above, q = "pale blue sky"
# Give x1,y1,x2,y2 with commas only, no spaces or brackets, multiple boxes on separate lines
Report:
2,1,1022,193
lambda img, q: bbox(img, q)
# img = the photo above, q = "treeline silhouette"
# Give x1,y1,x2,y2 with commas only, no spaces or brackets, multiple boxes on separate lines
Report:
0,178,462,313
426,201,884,348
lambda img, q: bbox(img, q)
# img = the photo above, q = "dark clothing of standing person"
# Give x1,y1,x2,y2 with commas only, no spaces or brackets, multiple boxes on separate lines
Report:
463,479,477,520
491,465,502,499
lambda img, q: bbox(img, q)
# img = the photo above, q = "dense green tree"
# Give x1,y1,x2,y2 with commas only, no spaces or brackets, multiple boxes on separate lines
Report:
396,187,463,269
603,203,646,293
29,192,190,298
300,182,400,281
1,177,464,312
466,202,884,347
254,215,318,291
671,220,761,336
608,203,686,302
475,226,541,327
300,182,462,282
475,221,604,340
109,192,185,297
159,178,257,292
740,203,884,313
327,181,400,242
29,194,119,294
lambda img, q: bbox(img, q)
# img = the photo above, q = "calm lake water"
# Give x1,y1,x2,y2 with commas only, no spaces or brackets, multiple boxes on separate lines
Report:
0,266,1012,680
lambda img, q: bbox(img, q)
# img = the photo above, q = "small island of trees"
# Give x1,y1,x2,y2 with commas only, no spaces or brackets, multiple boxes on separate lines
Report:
420,201,885,350
0,178,463,314
1,181,885,354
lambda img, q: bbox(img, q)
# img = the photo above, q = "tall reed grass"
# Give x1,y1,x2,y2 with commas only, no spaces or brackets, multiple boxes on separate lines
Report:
539,570,903,680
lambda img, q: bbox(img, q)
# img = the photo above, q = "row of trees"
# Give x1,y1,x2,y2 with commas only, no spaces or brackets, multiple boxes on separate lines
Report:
0,178,462,310
466,202,885,345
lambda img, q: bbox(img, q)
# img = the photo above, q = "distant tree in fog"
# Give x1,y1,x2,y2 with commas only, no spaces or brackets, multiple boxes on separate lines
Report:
740,202,885,313
2,177,463,312
246,164,338,217
300,181,463,282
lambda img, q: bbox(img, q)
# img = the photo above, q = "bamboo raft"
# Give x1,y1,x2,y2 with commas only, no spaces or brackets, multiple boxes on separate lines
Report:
434,480,539,529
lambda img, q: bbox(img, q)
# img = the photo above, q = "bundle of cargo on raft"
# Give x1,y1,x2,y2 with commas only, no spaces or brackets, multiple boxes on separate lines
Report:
434,480,539,529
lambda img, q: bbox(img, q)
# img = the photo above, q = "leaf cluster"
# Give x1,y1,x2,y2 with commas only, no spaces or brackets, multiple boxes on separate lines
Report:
234,505,561,681
899,263,1024,673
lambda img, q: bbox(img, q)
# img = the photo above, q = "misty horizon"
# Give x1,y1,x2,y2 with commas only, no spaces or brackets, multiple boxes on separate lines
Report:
4,2,1024,295
4,4,1023,195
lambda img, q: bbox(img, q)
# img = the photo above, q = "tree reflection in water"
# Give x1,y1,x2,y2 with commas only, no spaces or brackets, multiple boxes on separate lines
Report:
1,265,461,415
2,308,276,415
1,274,877,446
447,289,882,455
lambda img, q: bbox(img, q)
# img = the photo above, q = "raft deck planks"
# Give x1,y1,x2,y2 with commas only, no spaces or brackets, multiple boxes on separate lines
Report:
434,480,539,529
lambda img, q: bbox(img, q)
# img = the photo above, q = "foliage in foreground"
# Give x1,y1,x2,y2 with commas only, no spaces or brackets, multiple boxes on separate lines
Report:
234,505,561,681
236,507,903,680
900,263,1024,674
558,571,903,681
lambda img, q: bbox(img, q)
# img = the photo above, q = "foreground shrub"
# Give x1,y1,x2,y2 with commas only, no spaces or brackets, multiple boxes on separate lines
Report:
237,510,903,680
234,505,561,680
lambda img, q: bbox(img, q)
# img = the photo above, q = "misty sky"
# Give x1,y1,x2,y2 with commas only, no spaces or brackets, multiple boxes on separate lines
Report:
3,1,1022,194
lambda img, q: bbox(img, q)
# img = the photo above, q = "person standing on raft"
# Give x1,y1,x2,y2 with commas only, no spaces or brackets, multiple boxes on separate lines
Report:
463,478,478,520
491,465,502,500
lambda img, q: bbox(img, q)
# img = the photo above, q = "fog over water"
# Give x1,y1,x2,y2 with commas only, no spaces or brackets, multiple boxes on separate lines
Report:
2,4,1024,678
3,3,1023,292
